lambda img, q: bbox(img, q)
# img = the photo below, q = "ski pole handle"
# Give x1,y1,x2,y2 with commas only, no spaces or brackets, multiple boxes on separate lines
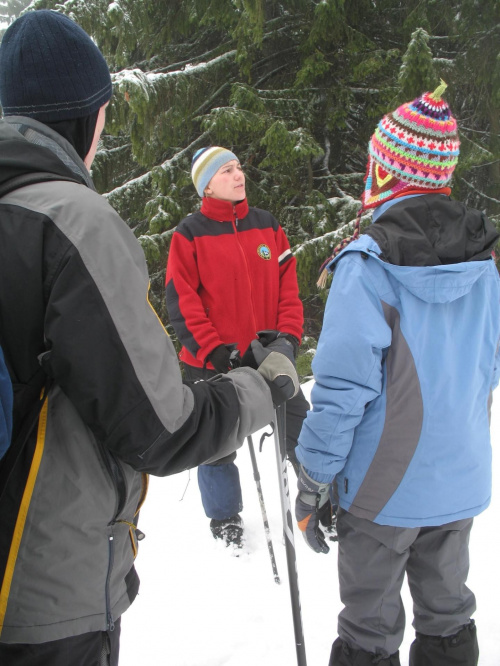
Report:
227,344,241,369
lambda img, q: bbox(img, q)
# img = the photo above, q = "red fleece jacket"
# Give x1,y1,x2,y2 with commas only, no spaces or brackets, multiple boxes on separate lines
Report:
165,197,303,369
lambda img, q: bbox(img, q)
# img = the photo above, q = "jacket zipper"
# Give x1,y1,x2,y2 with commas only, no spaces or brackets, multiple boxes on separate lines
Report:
97,443,128,631
105,526,115,631
106,450,127,517
232,206,258,333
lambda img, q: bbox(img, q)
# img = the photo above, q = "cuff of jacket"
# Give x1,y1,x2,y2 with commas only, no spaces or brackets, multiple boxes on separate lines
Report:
298,464,333,485
297,466,331,508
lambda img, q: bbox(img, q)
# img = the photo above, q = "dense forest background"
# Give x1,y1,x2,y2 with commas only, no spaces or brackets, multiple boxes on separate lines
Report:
2,0,499,376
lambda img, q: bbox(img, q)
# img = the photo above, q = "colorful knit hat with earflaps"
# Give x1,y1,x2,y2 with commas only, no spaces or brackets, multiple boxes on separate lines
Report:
362,80,459,210
317,81,460,289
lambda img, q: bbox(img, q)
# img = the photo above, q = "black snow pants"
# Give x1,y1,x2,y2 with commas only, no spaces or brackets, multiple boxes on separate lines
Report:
0,617,121,666
329,622,478,666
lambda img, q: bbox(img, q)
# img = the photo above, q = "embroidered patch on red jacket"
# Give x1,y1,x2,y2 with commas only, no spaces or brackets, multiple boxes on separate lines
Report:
257,244,271,260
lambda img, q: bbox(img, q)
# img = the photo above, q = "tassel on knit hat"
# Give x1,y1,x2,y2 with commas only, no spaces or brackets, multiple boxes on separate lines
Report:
317,81,460,288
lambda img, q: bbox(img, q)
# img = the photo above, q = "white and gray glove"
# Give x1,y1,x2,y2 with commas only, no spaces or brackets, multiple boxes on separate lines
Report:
241,330,299,405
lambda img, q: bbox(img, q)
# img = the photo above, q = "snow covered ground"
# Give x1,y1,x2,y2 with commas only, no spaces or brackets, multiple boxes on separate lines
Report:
120,381,499,665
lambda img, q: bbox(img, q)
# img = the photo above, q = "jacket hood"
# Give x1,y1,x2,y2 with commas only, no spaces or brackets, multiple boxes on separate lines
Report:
0,116,92,196
337,235,496,305
365,194,498,266
332,196,499,305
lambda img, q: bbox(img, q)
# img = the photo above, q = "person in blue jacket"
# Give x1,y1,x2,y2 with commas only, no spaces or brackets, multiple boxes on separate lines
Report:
295,82,500,666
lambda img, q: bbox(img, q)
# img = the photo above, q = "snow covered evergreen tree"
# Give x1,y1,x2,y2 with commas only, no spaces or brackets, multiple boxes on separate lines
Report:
450,0,500,219
0,0,32,33
19,0,500,352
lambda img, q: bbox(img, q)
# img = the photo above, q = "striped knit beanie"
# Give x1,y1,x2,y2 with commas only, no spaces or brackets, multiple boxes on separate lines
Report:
191,146,239,197
362,81,459,210
0,10,112,122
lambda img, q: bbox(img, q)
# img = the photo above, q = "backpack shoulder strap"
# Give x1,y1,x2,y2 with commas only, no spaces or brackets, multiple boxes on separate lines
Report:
0,326,52,490
0,344,14,460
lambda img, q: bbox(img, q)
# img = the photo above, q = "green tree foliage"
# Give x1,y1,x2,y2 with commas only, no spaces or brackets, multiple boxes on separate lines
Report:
23,0,500,339
451,0,500,223
0,0,31,21
0,0,32,34
398,28,438,101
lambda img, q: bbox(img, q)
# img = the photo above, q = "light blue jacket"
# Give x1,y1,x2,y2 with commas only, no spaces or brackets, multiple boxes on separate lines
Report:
297,204,500,527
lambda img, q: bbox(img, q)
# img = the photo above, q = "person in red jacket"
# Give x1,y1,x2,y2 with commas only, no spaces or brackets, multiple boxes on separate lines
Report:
166,146,309,547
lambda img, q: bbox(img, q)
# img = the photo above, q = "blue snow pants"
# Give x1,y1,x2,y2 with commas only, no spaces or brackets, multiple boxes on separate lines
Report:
184,363,308,520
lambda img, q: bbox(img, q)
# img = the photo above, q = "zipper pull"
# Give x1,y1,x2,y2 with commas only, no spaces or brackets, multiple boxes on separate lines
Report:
233,206,238,228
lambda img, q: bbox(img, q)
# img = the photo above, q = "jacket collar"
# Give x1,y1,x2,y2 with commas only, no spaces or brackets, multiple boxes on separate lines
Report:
0,117,91,197
200,196,249,222
2,116,95,190
365,194,499,266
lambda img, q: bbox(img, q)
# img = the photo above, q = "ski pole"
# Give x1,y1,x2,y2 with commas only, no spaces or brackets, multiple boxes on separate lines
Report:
247,433,280,584
227,346,281,581
274,404,307,666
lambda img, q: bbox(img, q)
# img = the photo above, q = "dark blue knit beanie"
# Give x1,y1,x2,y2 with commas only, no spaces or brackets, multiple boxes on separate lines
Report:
0,10,112,122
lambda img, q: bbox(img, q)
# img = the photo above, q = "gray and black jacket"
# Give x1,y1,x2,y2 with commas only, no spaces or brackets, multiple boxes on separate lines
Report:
0,117,274,644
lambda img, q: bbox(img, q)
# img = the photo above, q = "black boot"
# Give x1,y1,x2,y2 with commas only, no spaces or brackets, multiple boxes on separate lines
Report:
409,620,478,666
210,514,244,549
329,637,401,665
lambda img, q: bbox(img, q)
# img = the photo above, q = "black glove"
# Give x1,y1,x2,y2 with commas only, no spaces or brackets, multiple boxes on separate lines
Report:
283,333,299,358
241,330,297,368
208,344,232,374
317,500,338,542
242,330,299,359
295,465,331,554
242,336,299,406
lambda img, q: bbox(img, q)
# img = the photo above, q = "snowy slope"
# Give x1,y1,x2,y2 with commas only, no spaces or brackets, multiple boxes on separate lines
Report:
120,382,499,665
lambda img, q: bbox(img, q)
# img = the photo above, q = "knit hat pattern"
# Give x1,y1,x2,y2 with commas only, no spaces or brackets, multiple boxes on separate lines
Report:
191,146,239,197
363,83,459,210
0,10,112,122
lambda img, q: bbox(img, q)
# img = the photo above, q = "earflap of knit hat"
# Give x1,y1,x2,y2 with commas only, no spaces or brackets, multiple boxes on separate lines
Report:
361,153,412,210
366,80,459,199
0,10,112,122
191,146,239,197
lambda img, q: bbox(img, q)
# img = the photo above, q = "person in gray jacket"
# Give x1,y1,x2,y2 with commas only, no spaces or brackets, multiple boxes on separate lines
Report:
0,10,298,666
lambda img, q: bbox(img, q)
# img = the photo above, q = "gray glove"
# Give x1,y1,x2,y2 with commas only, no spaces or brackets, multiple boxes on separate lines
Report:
295,465,331,554
249,337,299,405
